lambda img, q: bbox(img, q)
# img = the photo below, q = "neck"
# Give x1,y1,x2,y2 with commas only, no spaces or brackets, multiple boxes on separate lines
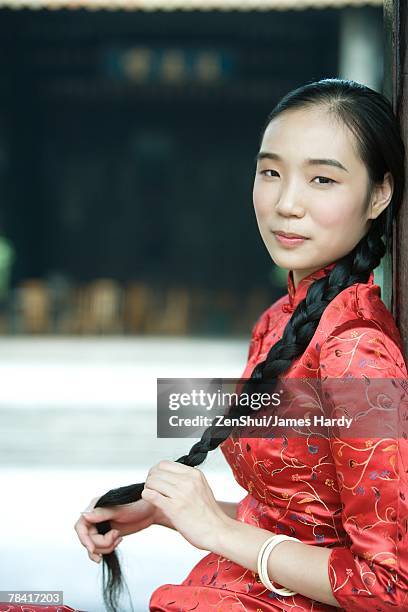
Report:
291,267,323,290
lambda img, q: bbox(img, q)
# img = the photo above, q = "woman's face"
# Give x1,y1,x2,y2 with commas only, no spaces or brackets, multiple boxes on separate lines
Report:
253,106,383,288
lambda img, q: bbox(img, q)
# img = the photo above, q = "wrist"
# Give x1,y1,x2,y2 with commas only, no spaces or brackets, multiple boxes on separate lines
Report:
152,508,174,530
217,500,238,520
211,514,238,556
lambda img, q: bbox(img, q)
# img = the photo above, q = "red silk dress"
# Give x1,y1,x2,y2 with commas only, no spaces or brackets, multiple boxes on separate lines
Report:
150,263,408,611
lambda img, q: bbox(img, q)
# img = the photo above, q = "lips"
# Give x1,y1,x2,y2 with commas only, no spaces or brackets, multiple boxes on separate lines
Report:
273,231,308,239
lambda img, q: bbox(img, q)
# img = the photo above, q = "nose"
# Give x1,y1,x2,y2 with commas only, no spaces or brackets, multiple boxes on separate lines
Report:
274,182,305,218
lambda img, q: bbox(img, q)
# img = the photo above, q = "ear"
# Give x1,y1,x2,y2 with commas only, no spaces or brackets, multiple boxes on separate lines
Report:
367,172,394,220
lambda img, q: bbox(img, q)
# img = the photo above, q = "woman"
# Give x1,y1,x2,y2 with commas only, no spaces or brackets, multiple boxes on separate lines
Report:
75,78,408,611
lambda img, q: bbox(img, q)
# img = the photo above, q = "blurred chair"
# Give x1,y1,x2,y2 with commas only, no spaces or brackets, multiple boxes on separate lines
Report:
151,286,190,335
17,279,50,334
123,281,152,334
74,279,123,334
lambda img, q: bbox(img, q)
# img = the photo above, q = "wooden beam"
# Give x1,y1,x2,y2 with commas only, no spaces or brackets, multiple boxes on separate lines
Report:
0,0,383,11
384,0,408,354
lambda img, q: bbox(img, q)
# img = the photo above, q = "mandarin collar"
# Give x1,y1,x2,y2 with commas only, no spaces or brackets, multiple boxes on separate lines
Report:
286,262,374,312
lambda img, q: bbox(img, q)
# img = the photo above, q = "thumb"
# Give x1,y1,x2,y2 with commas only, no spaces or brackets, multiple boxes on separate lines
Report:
81,507,112,522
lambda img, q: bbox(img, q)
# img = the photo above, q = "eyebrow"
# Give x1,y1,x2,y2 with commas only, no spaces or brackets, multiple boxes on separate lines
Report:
254,151,349,173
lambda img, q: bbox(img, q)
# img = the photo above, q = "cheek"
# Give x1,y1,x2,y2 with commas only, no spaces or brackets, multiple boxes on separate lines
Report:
252,181,271,218
311,198,357,230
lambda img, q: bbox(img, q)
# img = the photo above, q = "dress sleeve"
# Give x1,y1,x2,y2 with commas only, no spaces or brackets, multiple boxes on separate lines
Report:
319,320,408,611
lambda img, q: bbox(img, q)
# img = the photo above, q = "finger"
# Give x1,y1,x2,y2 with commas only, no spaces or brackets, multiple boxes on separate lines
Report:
88,529,122,550
93,536,123,555
88,550,103,563
146,471,179,487
144,476,178,499
74,517,100,554
141,487,170,513
80,506,115,523
152,460,193,474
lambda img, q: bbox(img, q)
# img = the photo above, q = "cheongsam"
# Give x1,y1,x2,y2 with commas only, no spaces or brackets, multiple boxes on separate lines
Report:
150,262,408,611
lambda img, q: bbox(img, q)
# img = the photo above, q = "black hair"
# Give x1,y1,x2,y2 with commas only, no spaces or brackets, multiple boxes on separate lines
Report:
90,78,405,612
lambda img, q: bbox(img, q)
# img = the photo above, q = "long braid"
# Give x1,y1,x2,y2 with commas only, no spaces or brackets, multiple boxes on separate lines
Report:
95,219,385,612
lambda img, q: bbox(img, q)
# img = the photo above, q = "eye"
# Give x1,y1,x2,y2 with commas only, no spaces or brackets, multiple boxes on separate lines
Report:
260,169,279,178
313,176,336,185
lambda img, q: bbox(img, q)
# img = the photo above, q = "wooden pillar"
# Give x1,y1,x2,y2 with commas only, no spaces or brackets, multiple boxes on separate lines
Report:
384,0,408,355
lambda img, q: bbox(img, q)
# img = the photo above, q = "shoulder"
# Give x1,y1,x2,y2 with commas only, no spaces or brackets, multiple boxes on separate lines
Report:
319,280,407,378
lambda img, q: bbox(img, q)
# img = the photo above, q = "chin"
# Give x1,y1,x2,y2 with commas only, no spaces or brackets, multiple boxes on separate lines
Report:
266,248,306,269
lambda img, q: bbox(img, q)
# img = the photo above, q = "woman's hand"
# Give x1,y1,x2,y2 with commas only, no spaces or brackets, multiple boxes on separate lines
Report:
141,460,231,552
74,494,173,563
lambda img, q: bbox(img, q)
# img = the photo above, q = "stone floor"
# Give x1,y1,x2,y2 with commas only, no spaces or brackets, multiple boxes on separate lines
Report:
0,337,248,612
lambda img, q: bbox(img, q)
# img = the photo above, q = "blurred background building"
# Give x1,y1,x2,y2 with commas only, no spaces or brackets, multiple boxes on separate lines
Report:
0,0,383,337
0,1,389,611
